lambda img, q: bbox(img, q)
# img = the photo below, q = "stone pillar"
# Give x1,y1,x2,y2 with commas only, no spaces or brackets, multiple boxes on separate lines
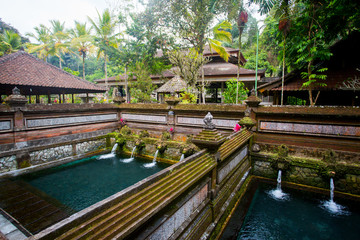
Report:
16,151,31,169
240,89,261,131
5,87,27,131
165,93,180,135
72,142,77,156
5,88,32,169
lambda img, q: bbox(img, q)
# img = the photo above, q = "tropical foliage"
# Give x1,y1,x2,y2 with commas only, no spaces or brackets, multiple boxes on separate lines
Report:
0,30,22,56
222,78,249,104
1,0,358,105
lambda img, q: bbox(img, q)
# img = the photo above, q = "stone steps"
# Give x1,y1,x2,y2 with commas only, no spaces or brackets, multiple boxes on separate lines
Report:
0,179,70,234
55,153,215,240
0,212,27,240
219,130,253,161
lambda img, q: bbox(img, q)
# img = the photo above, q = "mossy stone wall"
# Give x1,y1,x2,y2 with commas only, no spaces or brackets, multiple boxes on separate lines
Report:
252,152,360,195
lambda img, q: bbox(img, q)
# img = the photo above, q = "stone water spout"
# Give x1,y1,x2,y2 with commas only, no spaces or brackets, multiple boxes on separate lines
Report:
144,150,158,168
268,169,289,200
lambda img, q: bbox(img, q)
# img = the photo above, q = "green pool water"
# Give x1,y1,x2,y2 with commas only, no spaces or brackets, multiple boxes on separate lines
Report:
221,181,360,240
17,154,169,212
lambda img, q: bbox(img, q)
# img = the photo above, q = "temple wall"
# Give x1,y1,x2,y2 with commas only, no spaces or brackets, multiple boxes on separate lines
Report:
0,104,118,174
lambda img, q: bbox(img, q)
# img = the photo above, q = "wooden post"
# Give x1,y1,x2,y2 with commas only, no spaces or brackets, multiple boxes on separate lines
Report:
86,93,89,103
47,93,51,104
28,95,31,104
215,87,218,103
59,94,61,103
72,94,74,103
221,82,224,103
36,95,40,104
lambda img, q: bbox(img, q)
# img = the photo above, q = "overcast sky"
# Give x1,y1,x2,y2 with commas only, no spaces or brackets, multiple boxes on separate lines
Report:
1,0,265,40
0,0,119,36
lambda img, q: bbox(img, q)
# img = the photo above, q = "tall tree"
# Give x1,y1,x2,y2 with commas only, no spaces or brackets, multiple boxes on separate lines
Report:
69,21,93,79
49,20,69,69
146,0,233,103
250,0,294,104
104,11,172,102
167,48,209,90
88,9,118,93
26,25,52,61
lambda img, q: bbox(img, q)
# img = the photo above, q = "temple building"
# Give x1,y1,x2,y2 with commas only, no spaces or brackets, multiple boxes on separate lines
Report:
0,51,106,104
95,46,265,103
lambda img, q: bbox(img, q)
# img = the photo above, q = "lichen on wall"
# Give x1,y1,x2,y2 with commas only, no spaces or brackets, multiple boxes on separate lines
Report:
76,139,106,155
252,150,360,195
30,145,73,165
0,155,17,173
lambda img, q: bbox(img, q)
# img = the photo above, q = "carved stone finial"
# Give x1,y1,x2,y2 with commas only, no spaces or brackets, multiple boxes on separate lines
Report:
5,87,28,108
203,112,215,129
245,89,261,108
112,88,125,104
12,87,21,95
250,88,256,96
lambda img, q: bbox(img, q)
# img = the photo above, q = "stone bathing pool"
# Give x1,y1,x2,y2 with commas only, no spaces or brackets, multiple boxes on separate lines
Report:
0,153,169,234
220,178,360,240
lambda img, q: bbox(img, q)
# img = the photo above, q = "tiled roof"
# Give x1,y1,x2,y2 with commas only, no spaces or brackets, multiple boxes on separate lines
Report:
270,69,360,91
202,62,256,76
0,51,106,94
96,62,261,84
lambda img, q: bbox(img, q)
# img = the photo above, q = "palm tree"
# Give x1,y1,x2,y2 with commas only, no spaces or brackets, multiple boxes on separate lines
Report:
69,21,93,79
0,30,22,56
250,0,294,104
199,20,233,103
49,20,69,69
88,9,118,93
26,24,52,61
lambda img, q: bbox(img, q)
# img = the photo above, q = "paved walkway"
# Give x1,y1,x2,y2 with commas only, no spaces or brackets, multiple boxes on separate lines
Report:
0,214,27,240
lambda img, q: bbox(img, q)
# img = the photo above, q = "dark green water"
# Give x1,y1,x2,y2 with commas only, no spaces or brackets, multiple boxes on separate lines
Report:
17,154,169,212
222,181,360,240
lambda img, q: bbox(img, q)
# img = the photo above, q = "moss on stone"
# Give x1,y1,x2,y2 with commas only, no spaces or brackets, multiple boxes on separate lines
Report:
120,125,132,135
238,117,256,129
139,130,150,138
161,131,171,141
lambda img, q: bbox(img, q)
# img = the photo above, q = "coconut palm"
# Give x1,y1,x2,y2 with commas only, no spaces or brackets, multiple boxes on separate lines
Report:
209,20,233,61
26,24,52,61
49,20,69,69
88,9,118,93
69,21,94,79
0,30,22,56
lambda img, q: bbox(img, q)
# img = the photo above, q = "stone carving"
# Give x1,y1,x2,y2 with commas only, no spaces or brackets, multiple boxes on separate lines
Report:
203,112,215,129
252,143,261,152
12,87,21,95
27,114,117,128
5,87,28,107
244,108,251,117
0,121,11,131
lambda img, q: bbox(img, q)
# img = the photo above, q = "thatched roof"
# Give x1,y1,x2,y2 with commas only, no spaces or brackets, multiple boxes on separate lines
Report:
156,75,187,93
